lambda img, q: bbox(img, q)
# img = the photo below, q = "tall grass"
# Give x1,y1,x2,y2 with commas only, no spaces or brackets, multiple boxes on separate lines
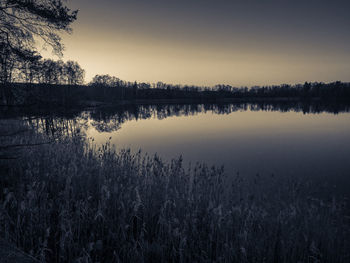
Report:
0,122,349,262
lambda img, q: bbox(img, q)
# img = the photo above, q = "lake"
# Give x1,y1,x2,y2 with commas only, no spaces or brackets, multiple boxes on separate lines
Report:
16,101,350,195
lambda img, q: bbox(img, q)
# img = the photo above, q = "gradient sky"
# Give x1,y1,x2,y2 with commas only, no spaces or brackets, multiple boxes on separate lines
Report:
44,0,350,86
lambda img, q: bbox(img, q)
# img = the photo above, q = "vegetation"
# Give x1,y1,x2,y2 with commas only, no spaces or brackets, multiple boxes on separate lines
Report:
26,59,85,85
2,80,350,107
0,120,349,262
0,0,78,104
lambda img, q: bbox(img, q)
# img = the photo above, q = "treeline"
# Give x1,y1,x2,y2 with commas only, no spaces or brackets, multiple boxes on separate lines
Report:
13,79,350,106
2,58,85,85
1,57,85,105
2,54,350,105
2,70,350,106
88,75,350,101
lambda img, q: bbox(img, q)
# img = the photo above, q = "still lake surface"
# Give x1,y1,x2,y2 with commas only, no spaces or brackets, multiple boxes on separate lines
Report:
77,102,350,193
17,102,350,195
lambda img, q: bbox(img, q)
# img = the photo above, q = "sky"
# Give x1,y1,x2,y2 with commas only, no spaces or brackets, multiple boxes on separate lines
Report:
44,0,350,86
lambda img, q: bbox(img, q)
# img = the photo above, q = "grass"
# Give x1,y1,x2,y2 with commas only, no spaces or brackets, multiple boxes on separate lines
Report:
0,120,349,262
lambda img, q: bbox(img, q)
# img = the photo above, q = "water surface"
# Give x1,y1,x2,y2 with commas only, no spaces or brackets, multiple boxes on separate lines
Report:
87,104,350,180
14,101,350,195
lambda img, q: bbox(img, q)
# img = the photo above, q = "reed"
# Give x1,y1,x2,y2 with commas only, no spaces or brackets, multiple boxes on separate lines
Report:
0,121,349,262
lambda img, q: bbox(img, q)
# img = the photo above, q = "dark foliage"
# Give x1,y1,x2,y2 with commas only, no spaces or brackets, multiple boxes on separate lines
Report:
1,81,350,108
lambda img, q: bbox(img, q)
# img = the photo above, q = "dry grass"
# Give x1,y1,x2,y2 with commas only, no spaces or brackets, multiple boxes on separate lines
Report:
0,121,349,262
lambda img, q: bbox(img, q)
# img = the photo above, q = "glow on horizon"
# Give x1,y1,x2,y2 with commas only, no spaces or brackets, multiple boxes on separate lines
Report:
42,0,350,86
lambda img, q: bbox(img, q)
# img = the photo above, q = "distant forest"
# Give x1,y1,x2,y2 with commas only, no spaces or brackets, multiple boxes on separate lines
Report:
1,57,350,106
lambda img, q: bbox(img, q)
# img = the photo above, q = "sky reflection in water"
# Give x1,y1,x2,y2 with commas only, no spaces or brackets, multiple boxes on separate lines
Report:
86,106,350,192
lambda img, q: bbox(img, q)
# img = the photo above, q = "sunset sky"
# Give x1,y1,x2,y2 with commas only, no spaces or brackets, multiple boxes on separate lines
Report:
45,0,350,86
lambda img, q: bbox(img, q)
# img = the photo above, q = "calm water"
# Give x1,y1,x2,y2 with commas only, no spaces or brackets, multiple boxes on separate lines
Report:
88,103,350,176
15,102,350,194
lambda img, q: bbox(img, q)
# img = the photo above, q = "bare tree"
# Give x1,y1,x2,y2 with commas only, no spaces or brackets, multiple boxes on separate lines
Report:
0,0,78,104
64,60,85,85
90,74,121,87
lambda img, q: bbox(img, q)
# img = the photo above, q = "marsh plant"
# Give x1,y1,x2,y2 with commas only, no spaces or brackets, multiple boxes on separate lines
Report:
0,121,349,262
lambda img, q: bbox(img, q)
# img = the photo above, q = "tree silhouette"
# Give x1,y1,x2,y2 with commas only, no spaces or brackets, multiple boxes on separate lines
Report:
0,0,77,56
41,59,60,84
64,60,85,85
0,0,78,104
90,74,121,87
